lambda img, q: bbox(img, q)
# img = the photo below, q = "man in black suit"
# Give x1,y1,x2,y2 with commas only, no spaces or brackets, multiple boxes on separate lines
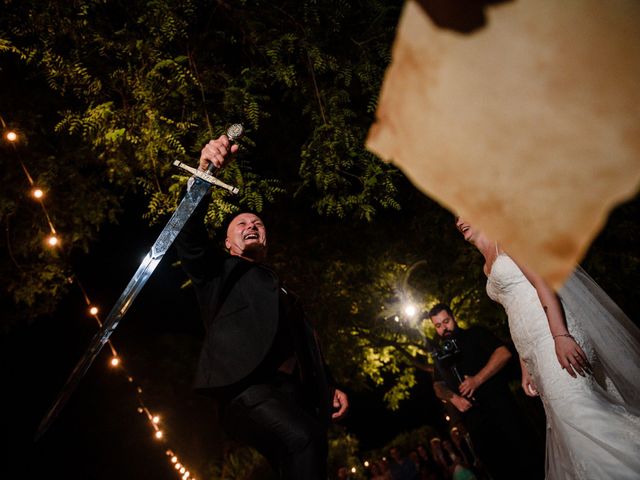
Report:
175,134,348,479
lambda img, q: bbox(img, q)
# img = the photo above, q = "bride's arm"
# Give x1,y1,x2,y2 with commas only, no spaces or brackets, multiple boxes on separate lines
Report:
511,256,591,378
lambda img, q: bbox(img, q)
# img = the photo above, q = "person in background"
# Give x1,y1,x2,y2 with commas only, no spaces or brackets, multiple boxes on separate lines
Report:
429,304,540,479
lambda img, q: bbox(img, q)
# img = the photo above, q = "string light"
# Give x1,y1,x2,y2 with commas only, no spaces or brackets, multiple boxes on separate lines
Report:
9,120,199,479
351,467,357,474
364,460,370,467
46,234,59,247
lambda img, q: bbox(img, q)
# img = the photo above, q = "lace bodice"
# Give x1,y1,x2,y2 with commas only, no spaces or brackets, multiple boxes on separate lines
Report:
486,254,551,353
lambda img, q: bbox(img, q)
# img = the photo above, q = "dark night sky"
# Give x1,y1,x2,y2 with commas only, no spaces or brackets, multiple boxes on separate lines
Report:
2,196,451,480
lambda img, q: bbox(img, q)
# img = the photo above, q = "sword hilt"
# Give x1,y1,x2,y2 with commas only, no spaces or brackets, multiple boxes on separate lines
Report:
175,123,244,194
205,123,244,173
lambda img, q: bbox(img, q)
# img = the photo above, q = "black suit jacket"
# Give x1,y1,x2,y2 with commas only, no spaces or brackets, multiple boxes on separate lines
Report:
174,200,333,422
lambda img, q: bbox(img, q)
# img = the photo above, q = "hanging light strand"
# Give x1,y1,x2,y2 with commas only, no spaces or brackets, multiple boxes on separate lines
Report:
4,122,197,479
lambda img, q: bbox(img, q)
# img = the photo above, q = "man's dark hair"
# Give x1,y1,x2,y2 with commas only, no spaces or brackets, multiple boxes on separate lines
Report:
428,303,454,319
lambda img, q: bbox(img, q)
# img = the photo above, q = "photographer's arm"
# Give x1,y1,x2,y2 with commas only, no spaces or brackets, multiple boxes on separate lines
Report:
434,381,473,412
458,346,511,398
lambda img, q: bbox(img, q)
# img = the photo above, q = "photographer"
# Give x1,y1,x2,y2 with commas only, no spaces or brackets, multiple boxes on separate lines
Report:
428,304,541,480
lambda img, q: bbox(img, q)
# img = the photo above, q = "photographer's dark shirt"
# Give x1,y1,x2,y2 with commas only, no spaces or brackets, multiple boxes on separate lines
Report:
432,326,510,407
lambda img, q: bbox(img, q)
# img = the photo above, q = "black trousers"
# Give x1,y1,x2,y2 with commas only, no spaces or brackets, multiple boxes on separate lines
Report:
220,374,328,480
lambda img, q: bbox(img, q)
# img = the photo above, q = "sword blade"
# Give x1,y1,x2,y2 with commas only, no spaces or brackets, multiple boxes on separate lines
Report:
35,178,212,441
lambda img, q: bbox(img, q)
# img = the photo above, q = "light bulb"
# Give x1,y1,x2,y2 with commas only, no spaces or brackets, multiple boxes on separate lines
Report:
404,304,417,317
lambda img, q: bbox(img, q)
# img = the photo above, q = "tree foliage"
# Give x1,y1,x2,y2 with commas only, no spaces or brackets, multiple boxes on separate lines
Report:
0,0,402,328
1,0,638,419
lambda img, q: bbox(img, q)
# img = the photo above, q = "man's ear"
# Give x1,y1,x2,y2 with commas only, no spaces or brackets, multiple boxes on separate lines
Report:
225,237,231,250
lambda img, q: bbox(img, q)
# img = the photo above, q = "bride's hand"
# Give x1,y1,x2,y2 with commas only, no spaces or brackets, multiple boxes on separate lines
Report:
554,335,591,378
521,364,539,397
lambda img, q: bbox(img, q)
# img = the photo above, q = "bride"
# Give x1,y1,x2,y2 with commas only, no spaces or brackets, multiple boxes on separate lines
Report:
455,217,640,479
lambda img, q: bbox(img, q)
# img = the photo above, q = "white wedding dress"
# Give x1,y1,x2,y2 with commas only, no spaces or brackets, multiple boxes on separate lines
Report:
486,253,640,480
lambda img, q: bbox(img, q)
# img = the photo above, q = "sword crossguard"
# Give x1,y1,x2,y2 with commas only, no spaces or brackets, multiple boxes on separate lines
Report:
173,161,239,194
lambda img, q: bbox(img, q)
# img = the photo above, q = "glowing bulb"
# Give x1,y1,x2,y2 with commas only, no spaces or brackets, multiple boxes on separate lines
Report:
89,306,99,315
110,356,120,367
445,415,451,421
152,415,160,424
175,463,182,470
155,430,163,439
137,407,144,413
364,461,370,467
183,472,190,479
171,456,178,463
351,467,356,473
47,235,59,246
180,467,186,474
394,316,399,322
32,188,44,199
5,131,17,142
404,304,417,317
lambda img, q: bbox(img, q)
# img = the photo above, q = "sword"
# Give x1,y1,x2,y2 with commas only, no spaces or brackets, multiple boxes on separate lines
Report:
35,124,244,441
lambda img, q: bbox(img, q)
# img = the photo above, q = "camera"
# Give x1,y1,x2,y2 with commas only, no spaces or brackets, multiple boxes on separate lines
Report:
435,338,462,361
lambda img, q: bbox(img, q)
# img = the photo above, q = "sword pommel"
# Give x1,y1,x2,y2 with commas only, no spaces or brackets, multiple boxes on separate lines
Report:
226,123,244,142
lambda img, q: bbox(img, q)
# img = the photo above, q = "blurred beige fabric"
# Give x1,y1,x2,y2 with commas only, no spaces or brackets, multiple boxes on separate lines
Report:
366,0,640,287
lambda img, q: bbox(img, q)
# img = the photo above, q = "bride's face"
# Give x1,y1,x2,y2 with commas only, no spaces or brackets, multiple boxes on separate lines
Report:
455,217,477,243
